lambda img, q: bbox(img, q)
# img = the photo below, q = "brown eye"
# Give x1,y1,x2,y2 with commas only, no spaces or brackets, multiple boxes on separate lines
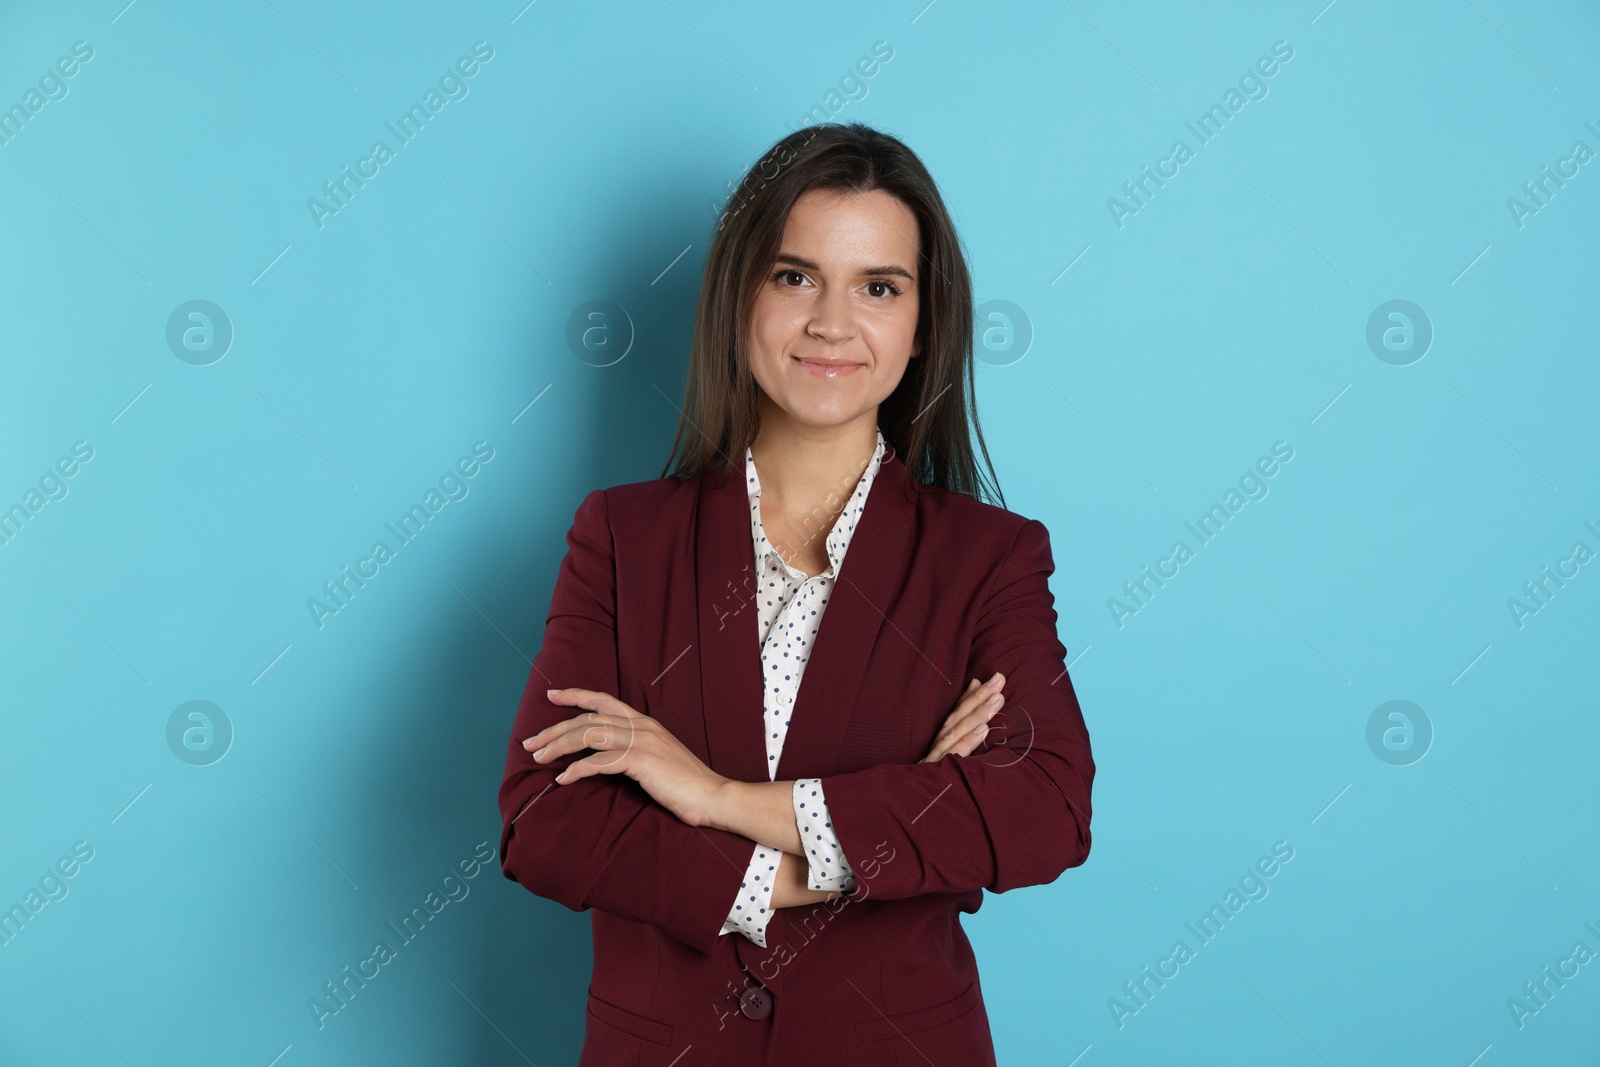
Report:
867,280,902,298
773,269,805,286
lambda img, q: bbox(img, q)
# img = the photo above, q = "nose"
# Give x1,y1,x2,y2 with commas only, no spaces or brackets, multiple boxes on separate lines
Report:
806,285,857,344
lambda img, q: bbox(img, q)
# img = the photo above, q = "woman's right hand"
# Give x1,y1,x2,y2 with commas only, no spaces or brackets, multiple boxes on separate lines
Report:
920,672,1006,763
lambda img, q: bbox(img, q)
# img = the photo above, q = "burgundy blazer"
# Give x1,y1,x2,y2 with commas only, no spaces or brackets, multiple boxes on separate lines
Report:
497,443,1095,1066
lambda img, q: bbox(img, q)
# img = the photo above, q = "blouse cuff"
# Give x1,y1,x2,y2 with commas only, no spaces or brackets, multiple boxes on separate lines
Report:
793,777,857,893
720,841,780,947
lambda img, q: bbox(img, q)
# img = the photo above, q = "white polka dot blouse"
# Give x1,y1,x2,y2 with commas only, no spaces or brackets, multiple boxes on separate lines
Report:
719,427,887,948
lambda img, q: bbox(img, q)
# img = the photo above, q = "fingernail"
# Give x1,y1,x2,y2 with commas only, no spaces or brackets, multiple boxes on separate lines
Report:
970,723,987,736
532,746,548,760
546,688,562,697
555,770,567,783
985,694,1001,707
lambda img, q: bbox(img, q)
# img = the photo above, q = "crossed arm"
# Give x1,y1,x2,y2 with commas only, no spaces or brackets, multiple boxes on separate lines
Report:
496,489,1094,956
698,680,1003,891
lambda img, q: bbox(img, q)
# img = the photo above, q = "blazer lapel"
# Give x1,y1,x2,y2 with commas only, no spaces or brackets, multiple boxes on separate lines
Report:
774,445,915,781
693,443,918,785
694,451,770,784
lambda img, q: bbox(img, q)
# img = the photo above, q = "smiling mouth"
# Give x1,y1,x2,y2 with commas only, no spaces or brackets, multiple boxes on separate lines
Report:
791,355,865,378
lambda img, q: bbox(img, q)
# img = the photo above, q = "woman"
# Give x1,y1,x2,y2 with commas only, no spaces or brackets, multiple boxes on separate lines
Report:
497,122,1094,1066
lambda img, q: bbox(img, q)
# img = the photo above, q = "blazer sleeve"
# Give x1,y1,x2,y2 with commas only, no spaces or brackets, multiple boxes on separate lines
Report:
496,487,754,955
818,517,1094,901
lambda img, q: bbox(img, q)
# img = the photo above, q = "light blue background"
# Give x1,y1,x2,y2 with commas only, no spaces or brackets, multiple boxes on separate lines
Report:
2,1,1597,1064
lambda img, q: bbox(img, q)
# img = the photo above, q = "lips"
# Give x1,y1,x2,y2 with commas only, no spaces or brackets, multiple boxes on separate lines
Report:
791,355,865,378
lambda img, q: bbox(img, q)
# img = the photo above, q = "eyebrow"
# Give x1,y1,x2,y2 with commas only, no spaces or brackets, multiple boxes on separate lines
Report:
774,253,915,283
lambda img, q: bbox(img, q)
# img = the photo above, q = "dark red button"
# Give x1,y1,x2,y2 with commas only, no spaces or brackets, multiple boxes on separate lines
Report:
739,984,773,1020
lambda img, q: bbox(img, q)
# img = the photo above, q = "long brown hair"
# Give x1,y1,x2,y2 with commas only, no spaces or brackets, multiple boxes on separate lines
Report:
659,121,1004,507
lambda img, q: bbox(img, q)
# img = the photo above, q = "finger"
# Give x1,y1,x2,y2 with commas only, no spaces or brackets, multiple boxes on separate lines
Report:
948,722,990,758
933,689,1005,752
935,682,990,737
533,724,633,769
525,713,635,760
935,680,981,732
541,715,634,757
554,750,630,785
522,712,593,753
546,688,641,718
523,701,640,750
953,675,992,710
927,701,1002,762
955,675,1004,717
926,698,991,762
524,721,595,762
922,719,992,763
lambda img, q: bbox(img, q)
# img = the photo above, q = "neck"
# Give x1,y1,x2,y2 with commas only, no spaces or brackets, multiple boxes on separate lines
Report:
748,403,879,518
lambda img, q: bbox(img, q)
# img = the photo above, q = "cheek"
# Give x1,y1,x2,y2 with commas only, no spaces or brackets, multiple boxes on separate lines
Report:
749,298,800,354
867,309,919,360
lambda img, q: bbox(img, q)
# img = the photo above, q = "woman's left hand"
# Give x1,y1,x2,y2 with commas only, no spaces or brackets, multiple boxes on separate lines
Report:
522,688,729,829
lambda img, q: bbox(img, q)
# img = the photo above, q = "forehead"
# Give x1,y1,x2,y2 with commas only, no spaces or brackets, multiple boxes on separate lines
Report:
778,188,920,266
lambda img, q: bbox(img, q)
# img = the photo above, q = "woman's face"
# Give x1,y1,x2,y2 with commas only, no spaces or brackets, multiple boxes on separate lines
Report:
747,187,922,434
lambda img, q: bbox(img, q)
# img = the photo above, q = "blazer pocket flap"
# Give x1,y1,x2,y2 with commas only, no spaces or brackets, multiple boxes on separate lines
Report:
586,991,675,1046
853,981,980,1043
